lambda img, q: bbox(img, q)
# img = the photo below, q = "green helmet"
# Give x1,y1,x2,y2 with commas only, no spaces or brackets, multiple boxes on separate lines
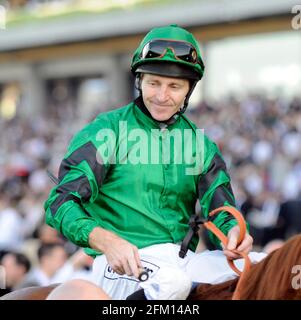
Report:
131,24,205,81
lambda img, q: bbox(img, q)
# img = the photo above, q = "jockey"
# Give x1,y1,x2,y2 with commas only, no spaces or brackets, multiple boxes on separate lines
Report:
44,25,255,300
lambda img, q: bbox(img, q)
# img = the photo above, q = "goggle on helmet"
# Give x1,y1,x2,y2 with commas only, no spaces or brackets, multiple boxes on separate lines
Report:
131,25,205,81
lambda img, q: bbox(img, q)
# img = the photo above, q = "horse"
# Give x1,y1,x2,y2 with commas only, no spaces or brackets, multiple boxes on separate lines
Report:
189,233,301,300
1,234,301,300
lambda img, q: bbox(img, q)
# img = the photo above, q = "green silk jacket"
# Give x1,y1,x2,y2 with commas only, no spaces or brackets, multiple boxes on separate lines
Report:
44,98,238,257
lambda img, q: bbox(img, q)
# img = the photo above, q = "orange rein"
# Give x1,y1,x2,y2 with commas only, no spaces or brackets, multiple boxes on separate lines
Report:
204,206,252,299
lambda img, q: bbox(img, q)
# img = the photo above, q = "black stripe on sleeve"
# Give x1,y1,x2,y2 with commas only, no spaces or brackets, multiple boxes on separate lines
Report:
208,184,236,226
50,175,92,217
208,184,235,212
58,141,106,186
198,154,227,200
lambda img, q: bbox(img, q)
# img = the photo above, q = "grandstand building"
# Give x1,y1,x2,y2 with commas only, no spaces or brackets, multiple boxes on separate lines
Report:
0,0,299,120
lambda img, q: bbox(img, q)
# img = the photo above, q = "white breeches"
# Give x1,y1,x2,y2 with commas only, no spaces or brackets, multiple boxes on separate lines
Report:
91,243,266,300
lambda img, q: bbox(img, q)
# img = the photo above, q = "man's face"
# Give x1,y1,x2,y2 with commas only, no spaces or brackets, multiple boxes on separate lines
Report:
43,246,68,275
1,254,26,287
141,74,190,121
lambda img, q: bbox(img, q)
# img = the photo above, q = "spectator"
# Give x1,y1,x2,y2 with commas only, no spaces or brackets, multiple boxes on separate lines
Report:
20,223,66,267
17,243,93,289
0,190,24,251
0,252,31,296
17,243,68,288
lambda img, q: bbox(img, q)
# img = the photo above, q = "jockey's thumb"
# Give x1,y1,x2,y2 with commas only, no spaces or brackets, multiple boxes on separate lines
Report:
226,227,239,251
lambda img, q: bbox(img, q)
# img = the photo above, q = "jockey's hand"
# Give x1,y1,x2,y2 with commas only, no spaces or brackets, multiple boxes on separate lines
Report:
222,225,253,260
89,227,142,278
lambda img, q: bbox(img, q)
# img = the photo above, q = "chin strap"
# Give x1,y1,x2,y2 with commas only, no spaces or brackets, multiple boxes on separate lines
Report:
177,80,197,115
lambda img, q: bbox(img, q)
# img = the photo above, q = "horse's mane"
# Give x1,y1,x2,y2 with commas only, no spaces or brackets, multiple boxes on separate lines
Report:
190,234,301,300
237,234,301,300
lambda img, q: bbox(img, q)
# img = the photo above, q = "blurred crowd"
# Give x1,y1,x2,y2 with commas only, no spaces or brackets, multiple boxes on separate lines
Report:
0,88,93,295
189,94,301,250
1,90,301,295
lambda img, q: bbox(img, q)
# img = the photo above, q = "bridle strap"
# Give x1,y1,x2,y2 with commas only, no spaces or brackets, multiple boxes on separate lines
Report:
204,206,251,276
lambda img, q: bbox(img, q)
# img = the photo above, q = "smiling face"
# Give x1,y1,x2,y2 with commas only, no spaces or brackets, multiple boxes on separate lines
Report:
140,73,190,121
